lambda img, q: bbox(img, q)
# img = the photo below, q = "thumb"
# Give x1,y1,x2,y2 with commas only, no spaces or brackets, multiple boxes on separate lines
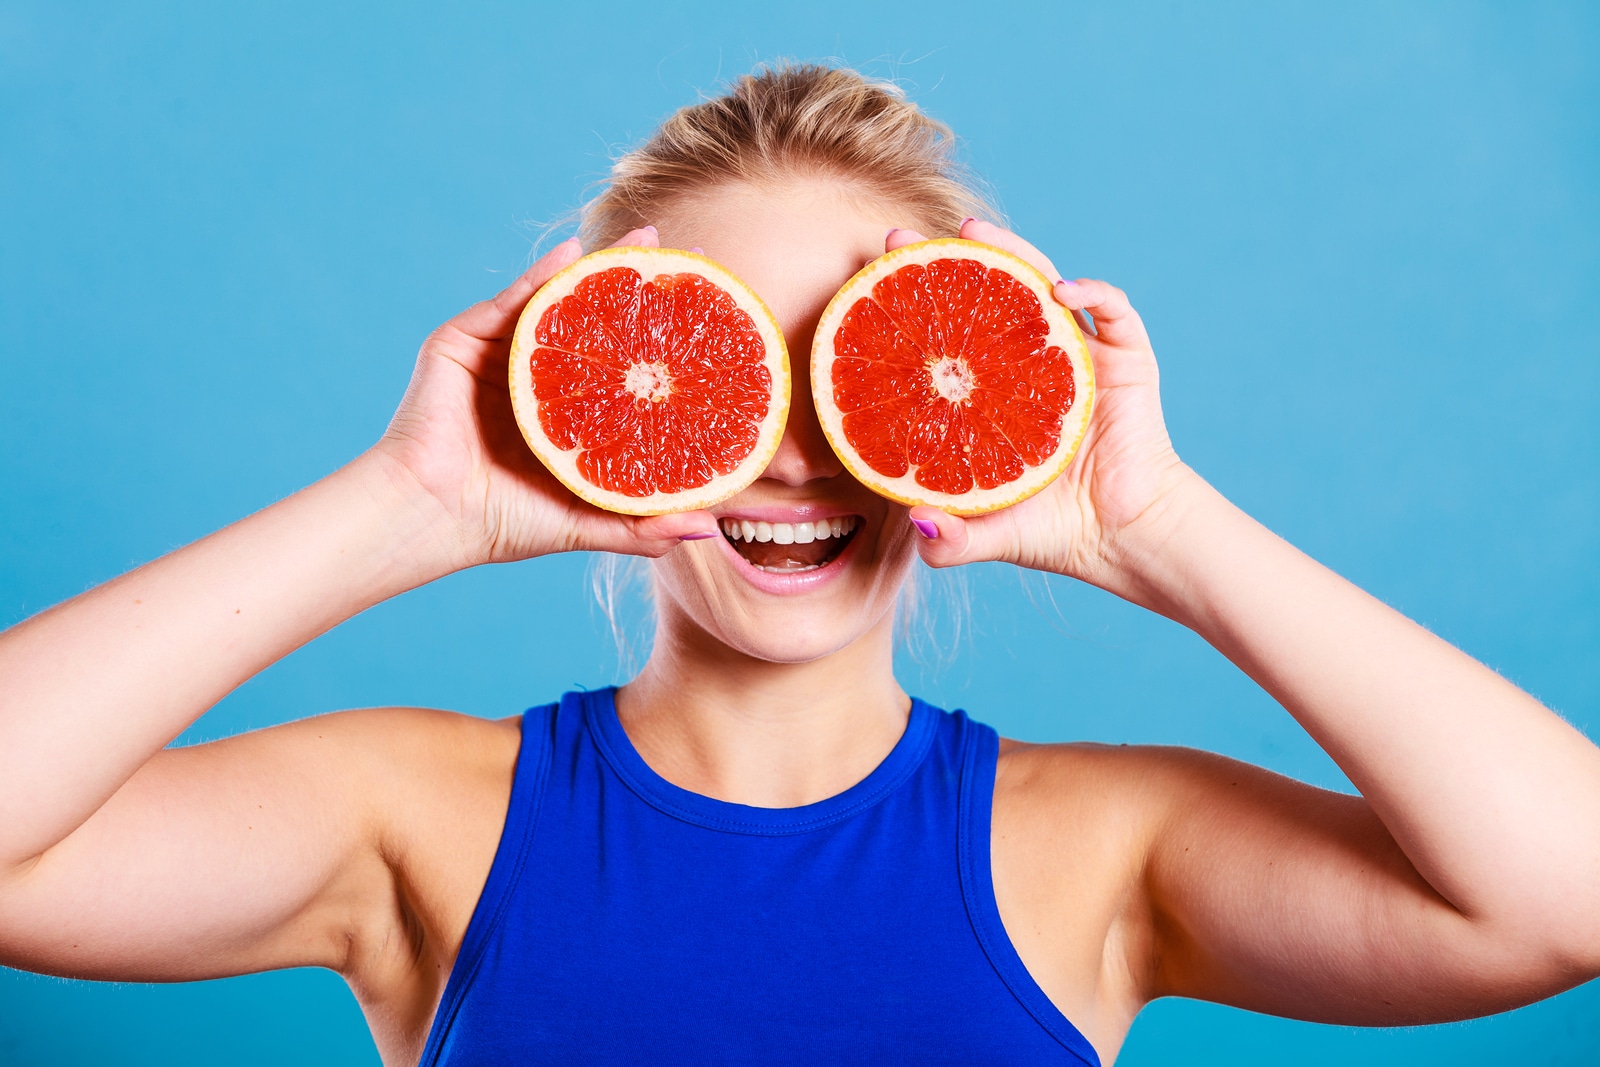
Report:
906,507,1010,568
449,237,583,342
625,510,722,557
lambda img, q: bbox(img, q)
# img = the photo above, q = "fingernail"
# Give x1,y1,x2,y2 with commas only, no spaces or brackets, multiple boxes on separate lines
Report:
679,531,718,541
1055,278,1078,289
885,227,899,240
911,518,939,540
961,217,977,228
643,224,658,235
689,246,704,254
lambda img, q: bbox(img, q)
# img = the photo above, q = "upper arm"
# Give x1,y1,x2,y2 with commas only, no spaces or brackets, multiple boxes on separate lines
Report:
1138,747,1577,1024
0,707,506,986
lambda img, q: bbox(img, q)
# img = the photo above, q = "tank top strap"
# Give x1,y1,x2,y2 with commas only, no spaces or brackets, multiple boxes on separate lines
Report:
959,723,1102,1066
419,701,557,1067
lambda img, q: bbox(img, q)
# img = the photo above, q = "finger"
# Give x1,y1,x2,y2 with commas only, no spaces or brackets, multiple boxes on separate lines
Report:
565,507,719,560
1051,278,1152,350
1069,306,1096,337
905,506,1012,569
623,510,722,557
886,227,928,252
447,237,584,342
610,224,660,249
958,218,1061,285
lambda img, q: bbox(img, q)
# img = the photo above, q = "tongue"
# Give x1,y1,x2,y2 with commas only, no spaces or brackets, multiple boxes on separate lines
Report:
736,537,837,570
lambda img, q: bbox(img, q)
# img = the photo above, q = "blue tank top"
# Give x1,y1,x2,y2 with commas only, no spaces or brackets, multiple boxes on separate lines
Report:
419,687,1100,1066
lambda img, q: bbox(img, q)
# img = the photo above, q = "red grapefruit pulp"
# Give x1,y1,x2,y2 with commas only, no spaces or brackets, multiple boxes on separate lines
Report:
508,247,790,515
811,239,1094,515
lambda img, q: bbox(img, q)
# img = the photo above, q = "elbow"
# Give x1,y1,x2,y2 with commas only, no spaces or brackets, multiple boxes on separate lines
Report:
1441,860,1600,994
1532,936,1600,998
1486,895,1600,992
1556,924,1600,985
1543,879,1600,980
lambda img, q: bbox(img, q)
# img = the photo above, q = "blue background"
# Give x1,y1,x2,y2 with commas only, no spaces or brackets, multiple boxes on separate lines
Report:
2,0,1596,1062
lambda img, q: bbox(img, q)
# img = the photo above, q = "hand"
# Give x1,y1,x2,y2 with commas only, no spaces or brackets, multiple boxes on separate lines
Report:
888,220,1196,590
371,227,718,569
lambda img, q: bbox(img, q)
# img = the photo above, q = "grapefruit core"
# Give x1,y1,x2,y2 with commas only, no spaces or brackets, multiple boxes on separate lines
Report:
508,247,791,516
810,238,1094,516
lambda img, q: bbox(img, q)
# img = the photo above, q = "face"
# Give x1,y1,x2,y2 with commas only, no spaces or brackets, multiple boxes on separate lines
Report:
650,179,919,664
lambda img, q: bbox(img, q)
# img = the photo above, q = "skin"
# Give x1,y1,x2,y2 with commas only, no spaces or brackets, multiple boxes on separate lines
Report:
1,177,1599,1065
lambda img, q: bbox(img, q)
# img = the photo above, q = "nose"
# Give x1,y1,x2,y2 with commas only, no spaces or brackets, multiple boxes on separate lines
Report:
761,349,843,486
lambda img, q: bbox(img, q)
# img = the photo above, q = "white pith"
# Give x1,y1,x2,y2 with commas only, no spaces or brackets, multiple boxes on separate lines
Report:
507,247,791,517
930,356,974,402
623,360,673,403
809,238,1095,517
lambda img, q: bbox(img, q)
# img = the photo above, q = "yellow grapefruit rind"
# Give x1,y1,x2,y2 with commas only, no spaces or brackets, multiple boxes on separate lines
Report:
508,246,791,517
810,238,1094,518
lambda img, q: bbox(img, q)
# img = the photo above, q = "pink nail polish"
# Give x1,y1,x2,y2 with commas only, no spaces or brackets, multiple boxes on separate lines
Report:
911,518,939,540
679,531,718,541
961,217,977,228
690,247,704,254
885,227,899,240
644,224,658,234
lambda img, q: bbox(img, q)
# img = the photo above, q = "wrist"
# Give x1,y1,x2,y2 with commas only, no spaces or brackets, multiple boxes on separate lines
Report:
1088,467,1236,619
335,449,483,588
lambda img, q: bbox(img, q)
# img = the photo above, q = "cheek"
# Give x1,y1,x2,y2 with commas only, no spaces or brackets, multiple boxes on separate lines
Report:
872,507,920,573
649,549,724,627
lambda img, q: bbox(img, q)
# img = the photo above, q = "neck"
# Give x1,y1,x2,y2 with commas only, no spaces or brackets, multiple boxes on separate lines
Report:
617,604,909,808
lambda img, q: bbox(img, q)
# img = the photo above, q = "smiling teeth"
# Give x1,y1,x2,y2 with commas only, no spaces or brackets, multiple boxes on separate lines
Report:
719,516,859,542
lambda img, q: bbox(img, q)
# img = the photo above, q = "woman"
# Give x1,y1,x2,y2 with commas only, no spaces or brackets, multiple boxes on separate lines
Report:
1,64,1596,1066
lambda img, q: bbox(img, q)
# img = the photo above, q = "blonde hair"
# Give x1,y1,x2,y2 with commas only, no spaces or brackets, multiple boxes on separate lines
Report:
584,62,989,676
580,62,998,249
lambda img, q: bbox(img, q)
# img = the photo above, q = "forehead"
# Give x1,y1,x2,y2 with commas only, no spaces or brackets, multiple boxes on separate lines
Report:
655,179,900,342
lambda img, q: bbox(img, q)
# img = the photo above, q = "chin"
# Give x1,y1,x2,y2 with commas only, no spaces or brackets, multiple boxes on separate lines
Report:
649,519,916,666
706,604,893,665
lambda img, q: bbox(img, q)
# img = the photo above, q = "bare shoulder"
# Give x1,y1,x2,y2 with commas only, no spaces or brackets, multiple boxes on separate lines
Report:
279,705,522,1057
356,705,523,888
991,738,1340,885
988,739,1324,1056
298,704,522,916
990,739,1186,921
224,704,523,840
993,736,1337,827
223,704,523,931
292,703,524,797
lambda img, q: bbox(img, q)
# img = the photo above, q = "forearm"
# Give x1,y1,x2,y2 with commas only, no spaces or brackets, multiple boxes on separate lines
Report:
0,450,463,871
1111,473,1600,947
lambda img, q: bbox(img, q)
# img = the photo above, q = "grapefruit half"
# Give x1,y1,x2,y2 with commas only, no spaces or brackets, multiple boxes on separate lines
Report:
508,247,790,516
811,238,1094,516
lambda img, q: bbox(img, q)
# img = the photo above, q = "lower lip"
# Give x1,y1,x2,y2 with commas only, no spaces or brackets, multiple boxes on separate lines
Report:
714,526,865,595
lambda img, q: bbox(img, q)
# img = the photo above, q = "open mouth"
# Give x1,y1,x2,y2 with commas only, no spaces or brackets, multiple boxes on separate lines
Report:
718,516,861,574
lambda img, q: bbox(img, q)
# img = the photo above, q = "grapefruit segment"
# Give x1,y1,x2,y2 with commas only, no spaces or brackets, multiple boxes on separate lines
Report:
508,247,790,515
811,238,1094,516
